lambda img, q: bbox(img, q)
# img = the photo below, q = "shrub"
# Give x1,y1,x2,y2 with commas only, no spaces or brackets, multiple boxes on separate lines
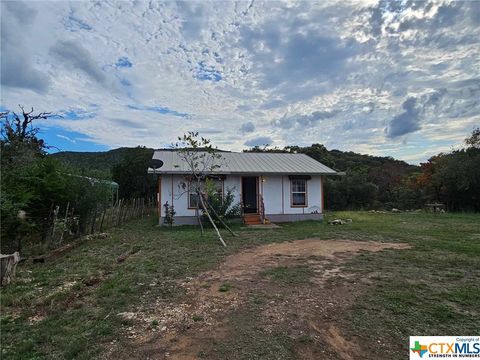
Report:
202,179,240,224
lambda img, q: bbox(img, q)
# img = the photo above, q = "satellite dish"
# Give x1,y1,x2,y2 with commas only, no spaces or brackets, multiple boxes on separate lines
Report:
150,159,164,172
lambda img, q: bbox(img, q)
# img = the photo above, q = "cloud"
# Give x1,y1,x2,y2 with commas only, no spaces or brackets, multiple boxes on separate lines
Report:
0,1,50,93
196,128,223,134
273,110,339,129
127,104,189,118
50,40,106,84
244,136,273,147
61,108,97,120
113,118,142,128
0,0,479,164
238,4,365,100
386,97,421,138
240,121,255,134
57,134,76,143
176,1,208,40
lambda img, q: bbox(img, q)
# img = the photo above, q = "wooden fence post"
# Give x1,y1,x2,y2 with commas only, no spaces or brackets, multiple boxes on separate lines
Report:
90,205,98,234
116,199,123,226
99,206,107,232
59,202,70,243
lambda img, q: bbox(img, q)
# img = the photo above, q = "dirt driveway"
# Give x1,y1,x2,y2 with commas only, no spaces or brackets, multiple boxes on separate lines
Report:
109,239,410,360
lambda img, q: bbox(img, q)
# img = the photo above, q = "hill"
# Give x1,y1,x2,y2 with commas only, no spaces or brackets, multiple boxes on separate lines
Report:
50,147,154,178
51,144,418,177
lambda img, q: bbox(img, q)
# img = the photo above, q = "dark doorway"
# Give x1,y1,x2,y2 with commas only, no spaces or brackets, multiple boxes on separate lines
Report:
242,177,258,213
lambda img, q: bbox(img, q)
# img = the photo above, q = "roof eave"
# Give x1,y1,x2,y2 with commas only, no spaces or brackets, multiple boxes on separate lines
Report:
148,169,342,176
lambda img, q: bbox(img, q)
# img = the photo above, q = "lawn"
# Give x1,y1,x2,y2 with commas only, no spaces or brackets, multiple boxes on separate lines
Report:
1,211,479,359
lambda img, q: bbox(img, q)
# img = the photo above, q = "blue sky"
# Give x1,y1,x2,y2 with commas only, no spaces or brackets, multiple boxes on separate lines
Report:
1,1,479,163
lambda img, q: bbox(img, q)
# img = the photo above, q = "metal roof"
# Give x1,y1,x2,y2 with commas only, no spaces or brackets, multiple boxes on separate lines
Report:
148,150,339,175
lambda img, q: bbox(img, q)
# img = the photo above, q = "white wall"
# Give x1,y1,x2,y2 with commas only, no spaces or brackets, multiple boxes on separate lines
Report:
159,174,242,217
224,176,242,205
261,175,323,215
158,174,323,217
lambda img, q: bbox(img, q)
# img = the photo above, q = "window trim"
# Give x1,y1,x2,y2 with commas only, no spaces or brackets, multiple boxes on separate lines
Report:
290,178,308,208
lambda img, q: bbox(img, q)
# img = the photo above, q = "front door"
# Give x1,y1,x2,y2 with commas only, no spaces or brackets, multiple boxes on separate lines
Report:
242,177,258,213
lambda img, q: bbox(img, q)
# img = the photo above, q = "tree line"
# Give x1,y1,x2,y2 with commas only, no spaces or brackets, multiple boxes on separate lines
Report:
55,129,480,213
245,129,480,212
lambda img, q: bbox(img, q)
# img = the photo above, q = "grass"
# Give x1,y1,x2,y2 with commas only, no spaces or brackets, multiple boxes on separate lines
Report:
1,211,479,359
218,282,233,292
260,265,313,284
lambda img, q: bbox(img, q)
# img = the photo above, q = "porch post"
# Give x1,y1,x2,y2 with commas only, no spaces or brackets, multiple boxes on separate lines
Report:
320,175,324,213
157,175,162,225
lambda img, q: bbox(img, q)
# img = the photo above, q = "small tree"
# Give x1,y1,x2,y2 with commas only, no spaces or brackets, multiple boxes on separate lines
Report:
1,106,59,153
163,201,175,226
174,132,236,246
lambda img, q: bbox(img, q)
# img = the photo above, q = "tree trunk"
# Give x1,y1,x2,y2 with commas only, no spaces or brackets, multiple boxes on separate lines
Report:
201,193,237,237
0,252,20,286
199,193,226,247
195,204,204,235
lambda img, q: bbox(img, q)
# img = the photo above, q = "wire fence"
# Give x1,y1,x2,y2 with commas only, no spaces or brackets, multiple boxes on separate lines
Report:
52,196,157,239
8,196,158,256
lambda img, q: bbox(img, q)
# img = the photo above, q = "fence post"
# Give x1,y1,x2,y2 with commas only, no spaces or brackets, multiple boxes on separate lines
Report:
99,206,107,232
116,199,123,226
51,205,60,240
59,202,70,243
90,205,98,234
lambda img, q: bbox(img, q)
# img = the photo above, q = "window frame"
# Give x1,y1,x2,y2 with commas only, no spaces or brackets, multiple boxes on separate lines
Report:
290,178,308,207
188,178,224,209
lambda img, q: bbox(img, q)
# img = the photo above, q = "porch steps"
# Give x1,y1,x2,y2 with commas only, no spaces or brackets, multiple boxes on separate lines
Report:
243,213,262,225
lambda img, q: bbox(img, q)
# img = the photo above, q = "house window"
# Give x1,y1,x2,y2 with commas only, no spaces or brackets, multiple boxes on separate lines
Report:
291,179,307,207
188,178,223,209
189,183,200,209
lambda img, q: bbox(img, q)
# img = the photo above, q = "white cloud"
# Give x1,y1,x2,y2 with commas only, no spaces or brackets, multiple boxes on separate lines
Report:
0,0,478,164
56,134,76,143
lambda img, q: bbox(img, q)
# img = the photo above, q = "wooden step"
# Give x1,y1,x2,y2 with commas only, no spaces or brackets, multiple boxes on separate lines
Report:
243,213,261,225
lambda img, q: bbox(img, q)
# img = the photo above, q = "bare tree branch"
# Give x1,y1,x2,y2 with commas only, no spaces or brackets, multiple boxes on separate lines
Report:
1,105,62,151
172,132,228,246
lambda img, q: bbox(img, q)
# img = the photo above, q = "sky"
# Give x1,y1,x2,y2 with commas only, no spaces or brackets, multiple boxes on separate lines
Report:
1,0,479,164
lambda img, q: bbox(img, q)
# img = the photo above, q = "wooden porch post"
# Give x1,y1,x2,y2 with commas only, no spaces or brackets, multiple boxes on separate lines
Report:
157,175,162,225
320,175,324,213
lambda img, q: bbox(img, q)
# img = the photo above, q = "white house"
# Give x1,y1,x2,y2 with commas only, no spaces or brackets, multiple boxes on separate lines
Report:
148,150,341,225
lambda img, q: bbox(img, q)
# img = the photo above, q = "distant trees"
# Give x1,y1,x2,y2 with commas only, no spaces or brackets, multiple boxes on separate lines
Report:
324,172,378,210
245,130,480,212
415,129,480,211
246,142,415,210
111,147,156,199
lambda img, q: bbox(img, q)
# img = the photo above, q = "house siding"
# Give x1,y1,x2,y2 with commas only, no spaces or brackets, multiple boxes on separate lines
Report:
158,174,323,224
262,175,322,215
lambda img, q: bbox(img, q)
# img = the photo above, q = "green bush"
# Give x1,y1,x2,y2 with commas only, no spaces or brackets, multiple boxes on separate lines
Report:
202,179,241,224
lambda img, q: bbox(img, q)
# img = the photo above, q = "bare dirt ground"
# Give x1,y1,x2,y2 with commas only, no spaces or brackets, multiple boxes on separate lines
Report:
108,239,410,360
